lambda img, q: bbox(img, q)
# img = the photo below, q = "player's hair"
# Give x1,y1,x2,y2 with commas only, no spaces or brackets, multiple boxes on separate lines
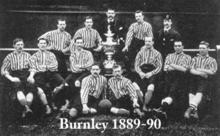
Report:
57,18,66,24
84,16,93,22
113,64,122,70
38,38,49,44
199,41,209,48
135,10,143,15
13,38,23,45
75,37,84,42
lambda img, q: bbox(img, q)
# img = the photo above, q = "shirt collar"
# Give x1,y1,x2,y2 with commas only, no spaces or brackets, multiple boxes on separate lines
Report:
13,50,24,55
107,19,114,23
198,54,209,58
113,75,123,80
164,27,171,32
144,46,154,51
175,52,184,55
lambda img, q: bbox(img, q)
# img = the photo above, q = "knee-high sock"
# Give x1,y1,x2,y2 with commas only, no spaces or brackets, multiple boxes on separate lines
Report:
37,87,48,105
144,84,154,105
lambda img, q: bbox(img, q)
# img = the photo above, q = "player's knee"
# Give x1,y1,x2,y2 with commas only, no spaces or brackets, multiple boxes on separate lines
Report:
147,84,154,92
162,97,173,105
110,107,119,114
90,108,97,114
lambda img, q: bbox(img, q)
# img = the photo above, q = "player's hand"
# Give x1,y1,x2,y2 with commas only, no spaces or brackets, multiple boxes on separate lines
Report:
11,77,21,82
133,98,140,108
93,46,102,52
139,72,145,79
65,40,71,46
82,105,90,114
122,46,128,52
145,72,153,79
27,76,35,84
200,72,208,78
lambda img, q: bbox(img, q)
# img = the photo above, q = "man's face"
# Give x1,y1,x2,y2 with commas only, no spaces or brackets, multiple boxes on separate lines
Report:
75,39,84,50
57,21,66,31
113,67,122,79
174,41,183,54
106,10,115,20
199,44,209,56
144,37,154,49
13,41,24,52
38,40,47,51
84,19,93,29
163,19,172,28
135,12,144,23
91,65,101,77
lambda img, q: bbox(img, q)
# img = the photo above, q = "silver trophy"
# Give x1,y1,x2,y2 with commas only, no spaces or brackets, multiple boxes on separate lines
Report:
102,26,118,74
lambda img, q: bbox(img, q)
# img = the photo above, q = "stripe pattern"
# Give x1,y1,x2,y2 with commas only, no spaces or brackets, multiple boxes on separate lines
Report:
135,47,163,75
125,21,153,46
81,75,107,104
164,52,192,71
1,51,31,75
70,49,94,73
71,28,102,51
29,50,58,72
108,76,137,100
39,29,71,51
191,54,217,73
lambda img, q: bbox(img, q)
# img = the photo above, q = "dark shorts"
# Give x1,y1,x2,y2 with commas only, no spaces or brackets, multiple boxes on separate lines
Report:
34,71,64,93
69,93,102,115
163,71,188,99
132,64,159,93
9,69,37,95
50,50,68,78
189,75,209,94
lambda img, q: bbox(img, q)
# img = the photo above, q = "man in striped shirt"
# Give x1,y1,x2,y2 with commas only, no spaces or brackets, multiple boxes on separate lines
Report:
38,19,71,78
134,36,163,112
122,10,153,65
153,40,191,120
64,37,94,89
71,16,102,61
67,63,107,118
184,41,217,119
108,64,144,117
1,38,38,117
28,38,66,110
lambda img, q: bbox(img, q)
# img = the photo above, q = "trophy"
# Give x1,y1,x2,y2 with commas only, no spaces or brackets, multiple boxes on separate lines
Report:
102,26,118,75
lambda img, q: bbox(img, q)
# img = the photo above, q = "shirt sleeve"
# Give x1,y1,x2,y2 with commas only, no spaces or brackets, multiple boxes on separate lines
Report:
209,59,218,74
69,54,79,72
126,80,138,100
83,51,94,69
96,30,102,45
164,54,171,71
151,52,163,75
1,55,11,76
46,53,58,71
146,24,153,37
80,77,91,104
134,51,142,74
29,53,38,73
125,24,134,47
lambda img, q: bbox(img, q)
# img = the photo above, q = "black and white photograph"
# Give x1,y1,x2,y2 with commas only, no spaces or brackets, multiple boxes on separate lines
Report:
0,0,220,135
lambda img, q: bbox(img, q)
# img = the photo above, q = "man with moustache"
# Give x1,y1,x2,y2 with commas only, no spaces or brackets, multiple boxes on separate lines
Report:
29,38,66,110
38,19,71,78
122,10,153,65
184,41,217,119
153,40,191,120
71,16,102,61
64,37,94,89
108,64,144,118
154,15,180,60
1,38,39,117
134,36,163,112
65,63,107,119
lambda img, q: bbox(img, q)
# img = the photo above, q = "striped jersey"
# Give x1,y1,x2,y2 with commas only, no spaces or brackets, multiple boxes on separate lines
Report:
70,49,94,73
1,51,31,75
125,21,153,47
38,29,71,51
29,50,58,73
81,75,107,104
191,54,217,73
108,76,138,100
71,28,102,51
135,46,163,75
164,52,192,71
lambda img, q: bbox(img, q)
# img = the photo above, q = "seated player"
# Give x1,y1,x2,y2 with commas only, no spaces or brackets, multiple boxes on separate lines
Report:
184,41,217,119
1,38,38,117
134,36,163,112
64,37,94,88
153,40,191,119
108,64,144,118
28,38,66,110
66,63,107,118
